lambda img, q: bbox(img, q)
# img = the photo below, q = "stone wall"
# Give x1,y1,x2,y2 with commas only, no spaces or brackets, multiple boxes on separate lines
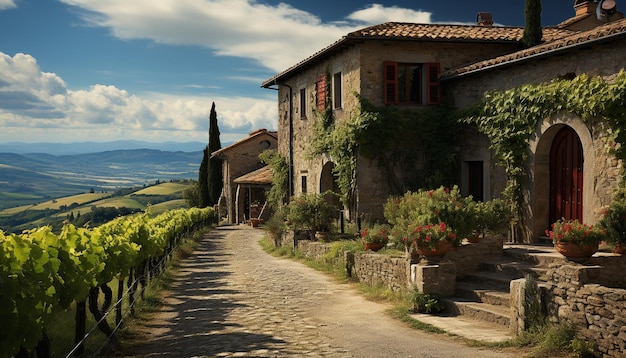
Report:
353,252,408,291
545,264,626,357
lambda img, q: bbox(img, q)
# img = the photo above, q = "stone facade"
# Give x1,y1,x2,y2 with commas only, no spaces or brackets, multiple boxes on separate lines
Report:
272,40,525,221
212,130,277,224
445,36,626,242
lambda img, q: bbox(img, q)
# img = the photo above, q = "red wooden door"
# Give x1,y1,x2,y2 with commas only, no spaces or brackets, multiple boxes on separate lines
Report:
549,126,584,224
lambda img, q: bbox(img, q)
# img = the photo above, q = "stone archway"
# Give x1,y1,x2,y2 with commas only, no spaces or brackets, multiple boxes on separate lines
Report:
320,161,341,209
529,113,595,241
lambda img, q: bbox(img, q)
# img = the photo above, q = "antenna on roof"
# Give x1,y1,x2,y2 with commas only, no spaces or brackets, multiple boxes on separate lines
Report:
597,0,618,22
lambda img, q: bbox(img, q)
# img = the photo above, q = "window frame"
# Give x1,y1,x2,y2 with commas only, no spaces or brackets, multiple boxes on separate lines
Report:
332,71,342,109
299,87,307,119
384,61,440,105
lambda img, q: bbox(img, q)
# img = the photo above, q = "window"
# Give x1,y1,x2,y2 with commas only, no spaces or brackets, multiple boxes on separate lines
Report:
316,74,327,111
301,175,308,194
299,87,307,119
384,62,440,105
333,72,342,109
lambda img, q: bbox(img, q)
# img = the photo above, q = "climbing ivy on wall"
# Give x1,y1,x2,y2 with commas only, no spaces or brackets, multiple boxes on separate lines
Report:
310,94,460,207
465,71,626,234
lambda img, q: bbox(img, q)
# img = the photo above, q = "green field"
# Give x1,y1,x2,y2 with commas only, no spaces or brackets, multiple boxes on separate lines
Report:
132,182,189,195
0,182,192,233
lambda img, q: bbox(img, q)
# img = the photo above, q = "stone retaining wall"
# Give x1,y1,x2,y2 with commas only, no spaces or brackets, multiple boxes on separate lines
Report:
353,253,408,291
545,264,626,357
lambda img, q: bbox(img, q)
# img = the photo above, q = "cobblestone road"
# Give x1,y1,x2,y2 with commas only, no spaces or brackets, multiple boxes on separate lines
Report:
123,225,518,357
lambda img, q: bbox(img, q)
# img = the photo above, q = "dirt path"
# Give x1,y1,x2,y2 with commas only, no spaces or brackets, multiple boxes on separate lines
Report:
122,225,519,357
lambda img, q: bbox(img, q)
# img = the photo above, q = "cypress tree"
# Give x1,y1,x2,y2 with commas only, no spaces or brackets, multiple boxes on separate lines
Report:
523,0,543,47
198,146,210,208
207,102,223,205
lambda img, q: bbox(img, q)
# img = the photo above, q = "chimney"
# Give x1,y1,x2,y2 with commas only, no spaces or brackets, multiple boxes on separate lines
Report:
574,0,598,16
476,12,494,26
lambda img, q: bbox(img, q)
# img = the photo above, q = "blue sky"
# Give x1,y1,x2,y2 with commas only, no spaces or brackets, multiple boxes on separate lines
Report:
0,1,576,145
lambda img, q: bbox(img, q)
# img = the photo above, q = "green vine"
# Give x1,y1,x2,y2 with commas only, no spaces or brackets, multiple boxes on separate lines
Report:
465,71,626,234
259,149,289,210
310,94,460,208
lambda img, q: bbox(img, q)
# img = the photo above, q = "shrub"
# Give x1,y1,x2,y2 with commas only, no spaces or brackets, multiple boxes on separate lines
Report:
384,186,476,248
412,288,446,314
286,193,338,234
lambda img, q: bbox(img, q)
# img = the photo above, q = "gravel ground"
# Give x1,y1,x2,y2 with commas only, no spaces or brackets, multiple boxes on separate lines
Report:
121,225,523,357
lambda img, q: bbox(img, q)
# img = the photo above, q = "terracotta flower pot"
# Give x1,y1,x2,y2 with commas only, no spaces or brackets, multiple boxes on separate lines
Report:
415,240,453,257
365,242,385,252
554,240,599,259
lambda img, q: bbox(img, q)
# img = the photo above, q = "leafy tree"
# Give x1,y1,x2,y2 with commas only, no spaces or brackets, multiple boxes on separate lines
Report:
183,182,201,208
523,0,542,47
259,149,288,210
198,146,210,208
207,102,223,205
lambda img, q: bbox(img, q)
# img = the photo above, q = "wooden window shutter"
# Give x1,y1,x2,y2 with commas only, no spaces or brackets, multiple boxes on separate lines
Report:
316,74,326,111
384,61,398,104
426,63,440,105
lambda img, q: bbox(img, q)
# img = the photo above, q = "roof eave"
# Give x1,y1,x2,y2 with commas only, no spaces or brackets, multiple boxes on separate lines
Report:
441,30,626,81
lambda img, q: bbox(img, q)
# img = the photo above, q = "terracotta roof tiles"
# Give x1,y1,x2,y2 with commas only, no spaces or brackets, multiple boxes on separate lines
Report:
441,18,626,79
262,22,574,87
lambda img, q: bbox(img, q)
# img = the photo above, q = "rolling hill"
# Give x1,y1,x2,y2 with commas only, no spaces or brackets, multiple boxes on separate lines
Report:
0,149,202,209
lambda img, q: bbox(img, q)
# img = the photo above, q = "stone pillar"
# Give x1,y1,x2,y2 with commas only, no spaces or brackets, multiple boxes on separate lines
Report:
410,262,456,297
510,278,526,335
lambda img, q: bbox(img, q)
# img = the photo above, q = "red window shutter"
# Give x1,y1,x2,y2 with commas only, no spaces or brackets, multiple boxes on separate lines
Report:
426,63,440,105
384,61,398,104
316,74,326,111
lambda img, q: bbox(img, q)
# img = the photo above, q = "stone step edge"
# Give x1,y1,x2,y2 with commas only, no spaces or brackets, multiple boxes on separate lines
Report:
455,282,510,307
443,298,511,328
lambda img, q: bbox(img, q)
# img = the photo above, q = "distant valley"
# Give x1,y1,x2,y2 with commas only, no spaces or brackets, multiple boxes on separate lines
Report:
0,148,203,210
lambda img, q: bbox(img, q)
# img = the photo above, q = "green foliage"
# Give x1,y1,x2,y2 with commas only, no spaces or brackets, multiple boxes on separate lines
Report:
183,182,201,207
359,223,391,244
465,71,626,236
285,193,338,234
546,219,607,247
198,146,210,208
412,288,446,314
598,184,626,245
522,0,542,47
264,210,286,247
475,198,512,237
207,102,223,206
0,207,215,357
310,96,460,207
518,323,593,358
259,149,289,210
523,275,545,331
384,186,476,248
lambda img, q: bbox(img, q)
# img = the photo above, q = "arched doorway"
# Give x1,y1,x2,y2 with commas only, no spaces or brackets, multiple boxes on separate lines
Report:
549,126,584,224
320,161,341,209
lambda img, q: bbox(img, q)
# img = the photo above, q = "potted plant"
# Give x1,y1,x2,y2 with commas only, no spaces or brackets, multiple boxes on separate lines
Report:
545,219,607,259
599,198,626,254
286,193,337,241
404,221,459,259
360,223,390,251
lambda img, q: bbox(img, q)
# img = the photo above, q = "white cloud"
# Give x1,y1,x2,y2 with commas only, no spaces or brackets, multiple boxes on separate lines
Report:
0,0,16,10
0,52,276,143
348,4,431,24
59,1,432,72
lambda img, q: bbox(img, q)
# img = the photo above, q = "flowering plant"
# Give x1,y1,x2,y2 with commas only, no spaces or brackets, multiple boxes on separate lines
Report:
360,223,391,245
545,219,606,247
405,222,459,250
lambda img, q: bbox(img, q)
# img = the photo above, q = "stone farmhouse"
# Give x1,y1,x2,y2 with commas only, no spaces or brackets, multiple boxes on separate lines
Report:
261,0,626,243
212,129,277,224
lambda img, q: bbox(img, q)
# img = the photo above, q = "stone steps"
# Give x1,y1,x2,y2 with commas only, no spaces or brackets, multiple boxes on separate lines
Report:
443,245,556,330
443,298,511,328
